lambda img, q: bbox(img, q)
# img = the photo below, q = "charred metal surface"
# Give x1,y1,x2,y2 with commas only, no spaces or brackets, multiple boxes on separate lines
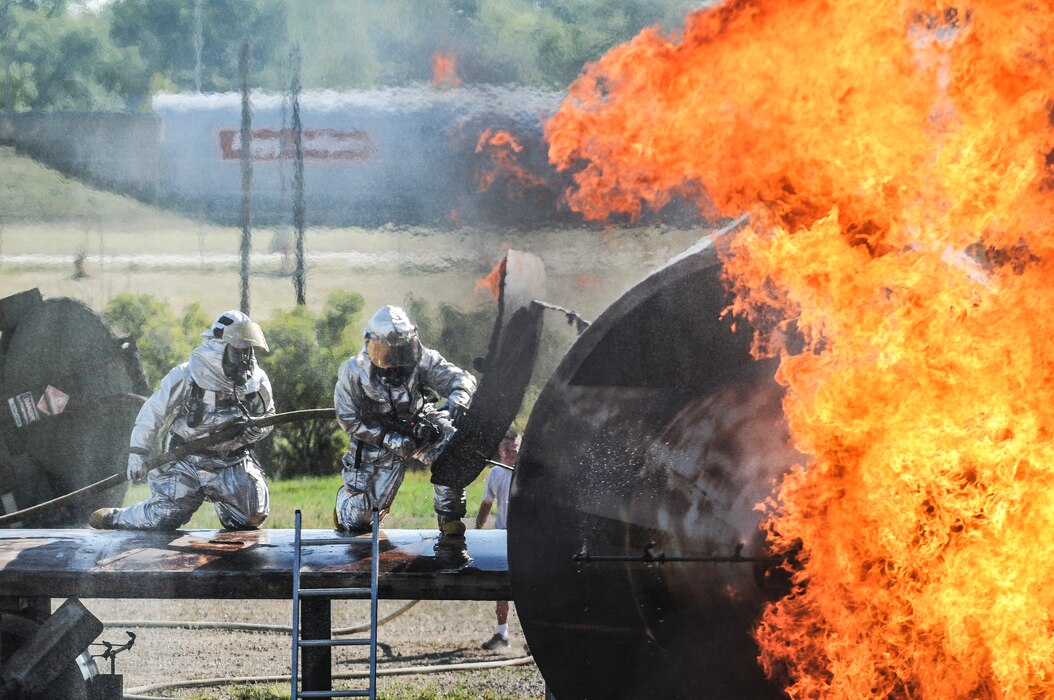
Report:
431,250,545,489
0,290,149,527
0,529,509,600
510,239,802,699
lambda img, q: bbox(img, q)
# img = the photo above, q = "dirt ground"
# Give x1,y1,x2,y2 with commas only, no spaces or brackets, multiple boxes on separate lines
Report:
84,597,543,699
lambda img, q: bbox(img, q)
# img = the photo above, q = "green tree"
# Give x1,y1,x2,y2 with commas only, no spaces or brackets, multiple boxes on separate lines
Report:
256,306,342,477
315,289,364,351
403,293,491,381
107,0,288,93
284,0,703,89
102,293,198,387
0,1,147,110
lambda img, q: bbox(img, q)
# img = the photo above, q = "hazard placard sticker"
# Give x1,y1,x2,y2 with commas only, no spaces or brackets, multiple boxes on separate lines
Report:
36,385,69,416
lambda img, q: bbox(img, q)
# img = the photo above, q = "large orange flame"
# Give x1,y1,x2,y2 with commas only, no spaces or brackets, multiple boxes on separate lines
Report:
546,0,1054,697
475,256,506,302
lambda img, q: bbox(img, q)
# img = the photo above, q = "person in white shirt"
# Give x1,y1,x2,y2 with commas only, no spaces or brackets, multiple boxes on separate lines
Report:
476,430,519,650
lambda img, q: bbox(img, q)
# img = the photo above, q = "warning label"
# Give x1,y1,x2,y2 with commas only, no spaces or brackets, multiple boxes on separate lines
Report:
8,392,40,428
37,385,70,416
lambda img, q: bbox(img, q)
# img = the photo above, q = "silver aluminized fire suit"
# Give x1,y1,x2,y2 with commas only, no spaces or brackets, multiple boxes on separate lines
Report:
111,335,275,531
334,311,476,536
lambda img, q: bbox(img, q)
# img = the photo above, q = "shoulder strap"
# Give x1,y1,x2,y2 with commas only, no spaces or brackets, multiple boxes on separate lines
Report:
183,380,206,427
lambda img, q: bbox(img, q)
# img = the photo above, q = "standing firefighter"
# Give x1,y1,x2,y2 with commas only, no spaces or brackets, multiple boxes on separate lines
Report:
90,310,275,531
334,305,476,549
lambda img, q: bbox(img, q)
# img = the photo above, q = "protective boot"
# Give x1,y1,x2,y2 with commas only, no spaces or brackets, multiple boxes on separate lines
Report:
89,508,119,529
434,518,472,571
438,518,466,543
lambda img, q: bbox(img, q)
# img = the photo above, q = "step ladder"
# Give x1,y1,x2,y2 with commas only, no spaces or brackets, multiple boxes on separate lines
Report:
291,508,380,699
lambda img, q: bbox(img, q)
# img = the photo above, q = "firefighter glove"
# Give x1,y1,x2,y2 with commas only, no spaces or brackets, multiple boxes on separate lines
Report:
446,402,466,424
381,431,414,456
127,453,147,482
412,419,442,444
239,419,266,443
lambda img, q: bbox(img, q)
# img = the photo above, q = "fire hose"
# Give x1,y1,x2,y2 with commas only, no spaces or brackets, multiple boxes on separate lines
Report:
100,599,419,635
0,407,336,527
125,654,535,697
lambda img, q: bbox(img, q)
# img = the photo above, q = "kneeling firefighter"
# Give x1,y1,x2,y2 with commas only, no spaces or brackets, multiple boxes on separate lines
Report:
91,310,275,530
333,305,476,550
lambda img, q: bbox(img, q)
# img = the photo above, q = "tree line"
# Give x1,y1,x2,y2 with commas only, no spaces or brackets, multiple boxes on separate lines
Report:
0,0,702,111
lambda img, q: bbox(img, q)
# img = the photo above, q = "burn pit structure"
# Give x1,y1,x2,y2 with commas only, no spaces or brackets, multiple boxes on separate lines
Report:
0,289,147,528
511,236,802,698
0,241,803,697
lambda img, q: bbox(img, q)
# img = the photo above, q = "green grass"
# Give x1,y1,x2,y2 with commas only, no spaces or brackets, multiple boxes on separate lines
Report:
123,468,488,530
0,146,186,225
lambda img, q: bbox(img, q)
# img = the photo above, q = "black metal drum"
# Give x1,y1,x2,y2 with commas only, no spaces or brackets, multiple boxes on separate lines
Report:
510,240,803,698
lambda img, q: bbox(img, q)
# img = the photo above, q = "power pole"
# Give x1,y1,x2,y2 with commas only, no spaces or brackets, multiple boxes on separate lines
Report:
193,0,203,93
291,43,307,306
239,37,253,315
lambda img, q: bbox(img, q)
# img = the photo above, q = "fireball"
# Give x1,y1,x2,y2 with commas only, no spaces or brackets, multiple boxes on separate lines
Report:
546,0,1054,696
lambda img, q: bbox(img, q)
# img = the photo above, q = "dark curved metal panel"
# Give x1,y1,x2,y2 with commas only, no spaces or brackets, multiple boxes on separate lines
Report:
432,250,545,489
509,240,802,699
0,290,149,527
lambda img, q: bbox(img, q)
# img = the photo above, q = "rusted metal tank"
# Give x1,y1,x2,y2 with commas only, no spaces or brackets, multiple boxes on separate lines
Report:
0,289,148,527
509,238,804,699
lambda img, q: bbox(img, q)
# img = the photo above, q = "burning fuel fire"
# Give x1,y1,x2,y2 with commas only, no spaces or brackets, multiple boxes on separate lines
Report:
546,1,1054,697
431,52,462,88
475,255,506,301
475,129,548,195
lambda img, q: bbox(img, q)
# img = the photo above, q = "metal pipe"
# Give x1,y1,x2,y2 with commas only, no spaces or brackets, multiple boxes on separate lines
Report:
0,407,336,527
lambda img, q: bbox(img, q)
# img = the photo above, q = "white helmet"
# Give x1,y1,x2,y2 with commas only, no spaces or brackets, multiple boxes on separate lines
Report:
364,305,421,381
203,310,269,352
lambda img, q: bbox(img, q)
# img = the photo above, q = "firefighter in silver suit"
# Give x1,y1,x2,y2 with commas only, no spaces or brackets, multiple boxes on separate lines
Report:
90,310,275,531
334,305,476,541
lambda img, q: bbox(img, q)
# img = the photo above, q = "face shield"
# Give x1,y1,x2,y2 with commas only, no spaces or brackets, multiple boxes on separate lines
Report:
221,320,270,352
363,305,421,384
366,335,421,384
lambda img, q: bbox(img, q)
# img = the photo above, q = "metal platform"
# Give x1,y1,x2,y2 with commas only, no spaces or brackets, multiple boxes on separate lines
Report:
0,528,510,601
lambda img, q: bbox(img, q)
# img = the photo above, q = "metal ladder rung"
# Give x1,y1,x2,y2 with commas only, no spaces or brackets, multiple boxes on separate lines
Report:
298,587,372,598
299,638,372,647
292,508,380,700
298,690,371,698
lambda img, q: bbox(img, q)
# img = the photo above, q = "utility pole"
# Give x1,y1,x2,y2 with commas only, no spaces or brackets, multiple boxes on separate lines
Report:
291,43,307,306
193,0,203,93
239,37,253,315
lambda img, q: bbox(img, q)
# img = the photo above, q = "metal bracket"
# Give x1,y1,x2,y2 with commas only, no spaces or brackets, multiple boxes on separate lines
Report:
91,631,135,676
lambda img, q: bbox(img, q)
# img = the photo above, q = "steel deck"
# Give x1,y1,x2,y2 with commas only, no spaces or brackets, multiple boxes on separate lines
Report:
0,528,510,601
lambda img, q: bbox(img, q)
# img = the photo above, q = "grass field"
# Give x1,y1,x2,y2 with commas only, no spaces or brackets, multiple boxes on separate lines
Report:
0,146,705,324
123,468,490,530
